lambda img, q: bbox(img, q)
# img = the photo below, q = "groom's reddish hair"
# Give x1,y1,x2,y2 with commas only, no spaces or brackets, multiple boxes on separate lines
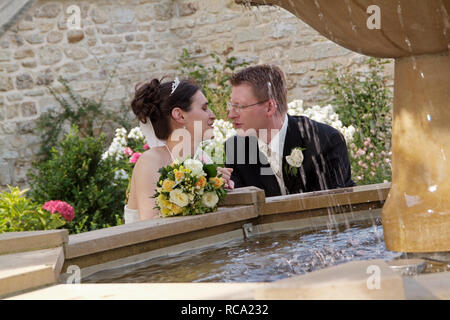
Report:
230,64,288,115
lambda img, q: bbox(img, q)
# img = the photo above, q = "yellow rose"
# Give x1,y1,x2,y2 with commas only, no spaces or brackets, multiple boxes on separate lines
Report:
174,170,185,182
162,179,176,192
195,176,207,188
160,205,172,217
169,189,189,207
171,203,184,215
209,177,224,189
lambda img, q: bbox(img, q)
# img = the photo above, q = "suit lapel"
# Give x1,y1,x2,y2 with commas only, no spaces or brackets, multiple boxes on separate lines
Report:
282,115,306,194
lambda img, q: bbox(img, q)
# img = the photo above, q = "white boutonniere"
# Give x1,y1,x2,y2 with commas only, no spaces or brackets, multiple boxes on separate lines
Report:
284,147,305,177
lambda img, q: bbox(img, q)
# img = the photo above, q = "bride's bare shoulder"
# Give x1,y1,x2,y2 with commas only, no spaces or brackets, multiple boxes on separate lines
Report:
134,147,167,169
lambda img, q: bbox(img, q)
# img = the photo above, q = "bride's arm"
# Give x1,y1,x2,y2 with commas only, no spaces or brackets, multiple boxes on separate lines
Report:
133,151,163,220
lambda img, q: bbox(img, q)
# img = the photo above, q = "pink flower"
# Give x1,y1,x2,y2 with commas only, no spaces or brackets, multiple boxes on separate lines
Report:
43,200,75,222
124,147,133,156
130,152,142,163
143,144,149,150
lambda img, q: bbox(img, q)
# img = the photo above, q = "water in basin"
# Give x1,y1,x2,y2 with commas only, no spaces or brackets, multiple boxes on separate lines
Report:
84,217,413,283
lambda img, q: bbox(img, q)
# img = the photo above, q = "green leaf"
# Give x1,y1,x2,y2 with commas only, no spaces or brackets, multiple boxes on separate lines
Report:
203,164,218,177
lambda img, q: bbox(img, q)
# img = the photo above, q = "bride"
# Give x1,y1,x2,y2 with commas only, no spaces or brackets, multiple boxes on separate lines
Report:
124,78,233,223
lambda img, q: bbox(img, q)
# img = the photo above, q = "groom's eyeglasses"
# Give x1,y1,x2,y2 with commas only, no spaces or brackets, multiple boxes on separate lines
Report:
227,100,269,113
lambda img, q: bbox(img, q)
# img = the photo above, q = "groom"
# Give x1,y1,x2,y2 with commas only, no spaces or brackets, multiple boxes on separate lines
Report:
224,64,355,197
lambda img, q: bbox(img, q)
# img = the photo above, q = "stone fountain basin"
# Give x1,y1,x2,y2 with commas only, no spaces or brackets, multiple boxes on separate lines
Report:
2,184,450,299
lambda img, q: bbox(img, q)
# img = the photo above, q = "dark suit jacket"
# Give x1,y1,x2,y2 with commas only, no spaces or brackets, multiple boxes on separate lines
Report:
224,115,355,197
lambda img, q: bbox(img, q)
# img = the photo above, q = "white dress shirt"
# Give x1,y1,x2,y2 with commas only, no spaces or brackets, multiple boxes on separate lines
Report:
258,114,289,195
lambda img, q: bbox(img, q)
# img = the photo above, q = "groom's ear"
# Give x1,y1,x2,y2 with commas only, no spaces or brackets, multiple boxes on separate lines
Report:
266,99,278,118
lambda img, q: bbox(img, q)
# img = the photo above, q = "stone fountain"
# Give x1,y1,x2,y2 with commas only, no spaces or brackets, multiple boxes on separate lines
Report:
238,0,450,253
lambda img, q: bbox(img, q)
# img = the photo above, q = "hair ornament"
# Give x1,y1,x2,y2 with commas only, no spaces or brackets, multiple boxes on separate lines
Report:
170,77,180,95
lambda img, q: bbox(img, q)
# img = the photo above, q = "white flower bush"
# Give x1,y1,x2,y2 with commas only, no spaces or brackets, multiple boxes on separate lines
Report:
200,119,236,165
102,128,129,161
287,99,355,144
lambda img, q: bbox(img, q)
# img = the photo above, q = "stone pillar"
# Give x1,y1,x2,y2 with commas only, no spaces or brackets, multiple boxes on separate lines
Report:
382,53,450,252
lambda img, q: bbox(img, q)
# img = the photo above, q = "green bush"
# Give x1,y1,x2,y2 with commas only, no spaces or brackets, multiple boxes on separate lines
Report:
28,127,126,234
320,58,393,185
177,49,249,120
0,186,66,233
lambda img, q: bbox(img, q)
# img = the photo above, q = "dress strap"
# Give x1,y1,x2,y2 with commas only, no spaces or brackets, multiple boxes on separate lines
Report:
164,144,175,162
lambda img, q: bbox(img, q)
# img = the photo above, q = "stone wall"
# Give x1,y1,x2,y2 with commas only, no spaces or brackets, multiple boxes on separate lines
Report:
0,0,392,190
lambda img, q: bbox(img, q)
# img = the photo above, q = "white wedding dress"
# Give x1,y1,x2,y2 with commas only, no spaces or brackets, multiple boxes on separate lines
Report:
124,205,140,224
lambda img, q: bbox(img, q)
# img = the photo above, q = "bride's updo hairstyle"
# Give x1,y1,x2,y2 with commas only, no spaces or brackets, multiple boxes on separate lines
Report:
131,78,200,140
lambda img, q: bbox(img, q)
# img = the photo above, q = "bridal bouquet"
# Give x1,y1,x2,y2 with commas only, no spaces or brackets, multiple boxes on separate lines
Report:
154,159,227,217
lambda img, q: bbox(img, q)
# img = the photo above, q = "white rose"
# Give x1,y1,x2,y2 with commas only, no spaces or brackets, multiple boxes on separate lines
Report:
183,159,205,177
201,191,219,208
169,189,189,207
286,148,304,167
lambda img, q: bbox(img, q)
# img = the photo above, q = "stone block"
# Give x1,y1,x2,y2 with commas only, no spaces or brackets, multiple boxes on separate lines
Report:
0,76,14,91
65,47,89,60
21,60,36,68
39,46,63,65
136,6,152,22
90,7,109,24
34,3,62,18
153,22,168,32
87,37,97,47
112,8,135,24
289,42,351,62
14,49,35,60
5,104,19,119
0,50,11,61
196,14,216,26
17,15,35,31
101,36,123,44
6,92,23,102
37,21,54,32
16,74,34,90
169,19,195,30
25,33,44,45
36,69,54,86
113,24,138,34
125,34,135,42
24,89,45,97
153,3,173,20
67,30,85,43
0,247,65,298
97,26,113,35
272,22,298,39
177,2,198,16
0,230,68,255
254,260,405,300
0,63,19,73
47,31,63,44
66,205,258,259
60,62,80,73
0,159,11,185
236,27,265,43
